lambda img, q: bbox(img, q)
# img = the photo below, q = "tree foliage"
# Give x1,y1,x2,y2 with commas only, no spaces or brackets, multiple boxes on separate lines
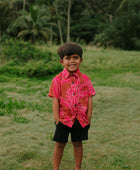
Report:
0,1,16,38
95,0,140,50
0,0,140,50
7,5,56,43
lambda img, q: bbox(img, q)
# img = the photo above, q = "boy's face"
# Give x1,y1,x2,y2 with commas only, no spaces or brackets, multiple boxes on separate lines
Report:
60,54,83,73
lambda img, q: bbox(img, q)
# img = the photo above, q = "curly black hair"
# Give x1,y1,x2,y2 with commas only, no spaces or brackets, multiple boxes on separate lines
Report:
57,42,83,59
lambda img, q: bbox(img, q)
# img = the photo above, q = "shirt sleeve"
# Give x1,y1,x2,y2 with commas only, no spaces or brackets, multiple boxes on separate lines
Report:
87,79,96,97
48,77,60,99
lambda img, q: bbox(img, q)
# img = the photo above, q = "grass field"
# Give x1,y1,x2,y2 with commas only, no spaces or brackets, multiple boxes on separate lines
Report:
0,46,140,170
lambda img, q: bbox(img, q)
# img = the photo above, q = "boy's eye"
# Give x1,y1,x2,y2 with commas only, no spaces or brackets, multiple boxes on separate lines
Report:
65,55,80,60
65,56,70,60
73,56,79,59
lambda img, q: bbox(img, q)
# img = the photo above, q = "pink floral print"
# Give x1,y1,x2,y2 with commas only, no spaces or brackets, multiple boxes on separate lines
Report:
48,68,96,128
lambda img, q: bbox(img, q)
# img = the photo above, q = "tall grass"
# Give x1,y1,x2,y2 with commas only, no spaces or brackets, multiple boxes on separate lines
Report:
0,46,140,170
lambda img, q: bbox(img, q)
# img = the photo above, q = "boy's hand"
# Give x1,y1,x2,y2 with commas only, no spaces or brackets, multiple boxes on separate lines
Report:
55,118,59,125
87,96,93,124
87,116,91,124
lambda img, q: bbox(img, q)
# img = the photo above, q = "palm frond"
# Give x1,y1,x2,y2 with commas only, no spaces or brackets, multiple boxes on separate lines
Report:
39,30,49,40
17,30,31,37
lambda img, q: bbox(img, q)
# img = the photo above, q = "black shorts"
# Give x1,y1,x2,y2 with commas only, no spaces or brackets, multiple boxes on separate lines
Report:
53,119,90,143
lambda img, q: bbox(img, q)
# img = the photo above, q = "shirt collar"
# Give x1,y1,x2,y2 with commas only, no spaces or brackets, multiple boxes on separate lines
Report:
62,68,81,79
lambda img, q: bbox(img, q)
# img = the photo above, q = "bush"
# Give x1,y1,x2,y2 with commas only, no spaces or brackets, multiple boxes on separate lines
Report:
0,39,63,78
25,60,63,78
2,39,51,62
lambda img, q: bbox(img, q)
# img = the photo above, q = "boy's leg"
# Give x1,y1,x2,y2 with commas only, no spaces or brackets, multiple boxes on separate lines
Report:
53,121,69,169
72,141,83,170
71,120,90,170
53,142,67,170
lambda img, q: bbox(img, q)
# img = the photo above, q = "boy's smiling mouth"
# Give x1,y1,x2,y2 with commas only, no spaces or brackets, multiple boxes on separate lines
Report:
69,64,76,67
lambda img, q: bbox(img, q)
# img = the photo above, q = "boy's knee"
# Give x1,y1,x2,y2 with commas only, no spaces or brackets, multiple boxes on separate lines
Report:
72,141,82,148
55,142,67,149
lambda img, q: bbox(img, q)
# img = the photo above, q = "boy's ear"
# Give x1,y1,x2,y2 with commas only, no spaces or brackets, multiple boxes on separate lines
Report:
80,58,83,62
60,59,64,65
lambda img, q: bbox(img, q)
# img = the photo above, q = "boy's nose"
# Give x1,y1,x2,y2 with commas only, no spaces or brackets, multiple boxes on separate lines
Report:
70,57,74,62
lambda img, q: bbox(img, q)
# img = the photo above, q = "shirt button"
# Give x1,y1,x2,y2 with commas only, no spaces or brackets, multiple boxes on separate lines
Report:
73,93,75,95
72,82,74,84
74,104,77,107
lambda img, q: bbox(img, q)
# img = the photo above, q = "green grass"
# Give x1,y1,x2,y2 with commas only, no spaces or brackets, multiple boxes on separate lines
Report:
0,46,140,170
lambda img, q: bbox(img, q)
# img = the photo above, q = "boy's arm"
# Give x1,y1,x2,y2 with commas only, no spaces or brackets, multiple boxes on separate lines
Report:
87,96,93,124
52,97,59,125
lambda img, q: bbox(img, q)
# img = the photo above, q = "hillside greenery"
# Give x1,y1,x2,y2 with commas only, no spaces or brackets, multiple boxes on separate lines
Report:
0,39,139,79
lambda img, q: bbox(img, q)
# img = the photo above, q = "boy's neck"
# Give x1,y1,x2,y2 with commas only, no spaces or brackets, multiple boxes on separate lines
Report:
65,68,80,73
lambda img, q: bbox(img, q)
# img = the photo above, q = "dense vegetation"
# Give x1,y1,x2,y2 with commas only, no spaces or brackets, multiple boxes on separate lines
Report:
0,0,140,50
0,39,63,78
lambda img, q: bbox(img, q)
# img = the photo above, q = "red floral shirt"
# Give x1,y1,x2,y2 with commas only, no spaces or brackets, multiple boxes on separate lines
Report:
48,68,96,128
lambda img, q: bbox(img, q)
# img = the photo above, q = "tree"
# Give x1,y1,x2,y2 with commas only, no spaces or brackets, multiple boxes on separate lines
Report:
1,0,139,49
8,4,56,43
94,0,140,50
53,0,71,43
70,0,104,43
83,0,122,22
35,0,65,44
67,0,71,42
54,0,64,44
23,0,25,10
36,0,57,45
114,0,140,50
0,0,17,42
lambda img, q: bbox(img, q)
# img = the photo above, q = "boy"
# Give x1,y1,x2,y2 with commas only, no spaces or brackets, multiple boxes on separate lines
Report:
48,42,96,170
